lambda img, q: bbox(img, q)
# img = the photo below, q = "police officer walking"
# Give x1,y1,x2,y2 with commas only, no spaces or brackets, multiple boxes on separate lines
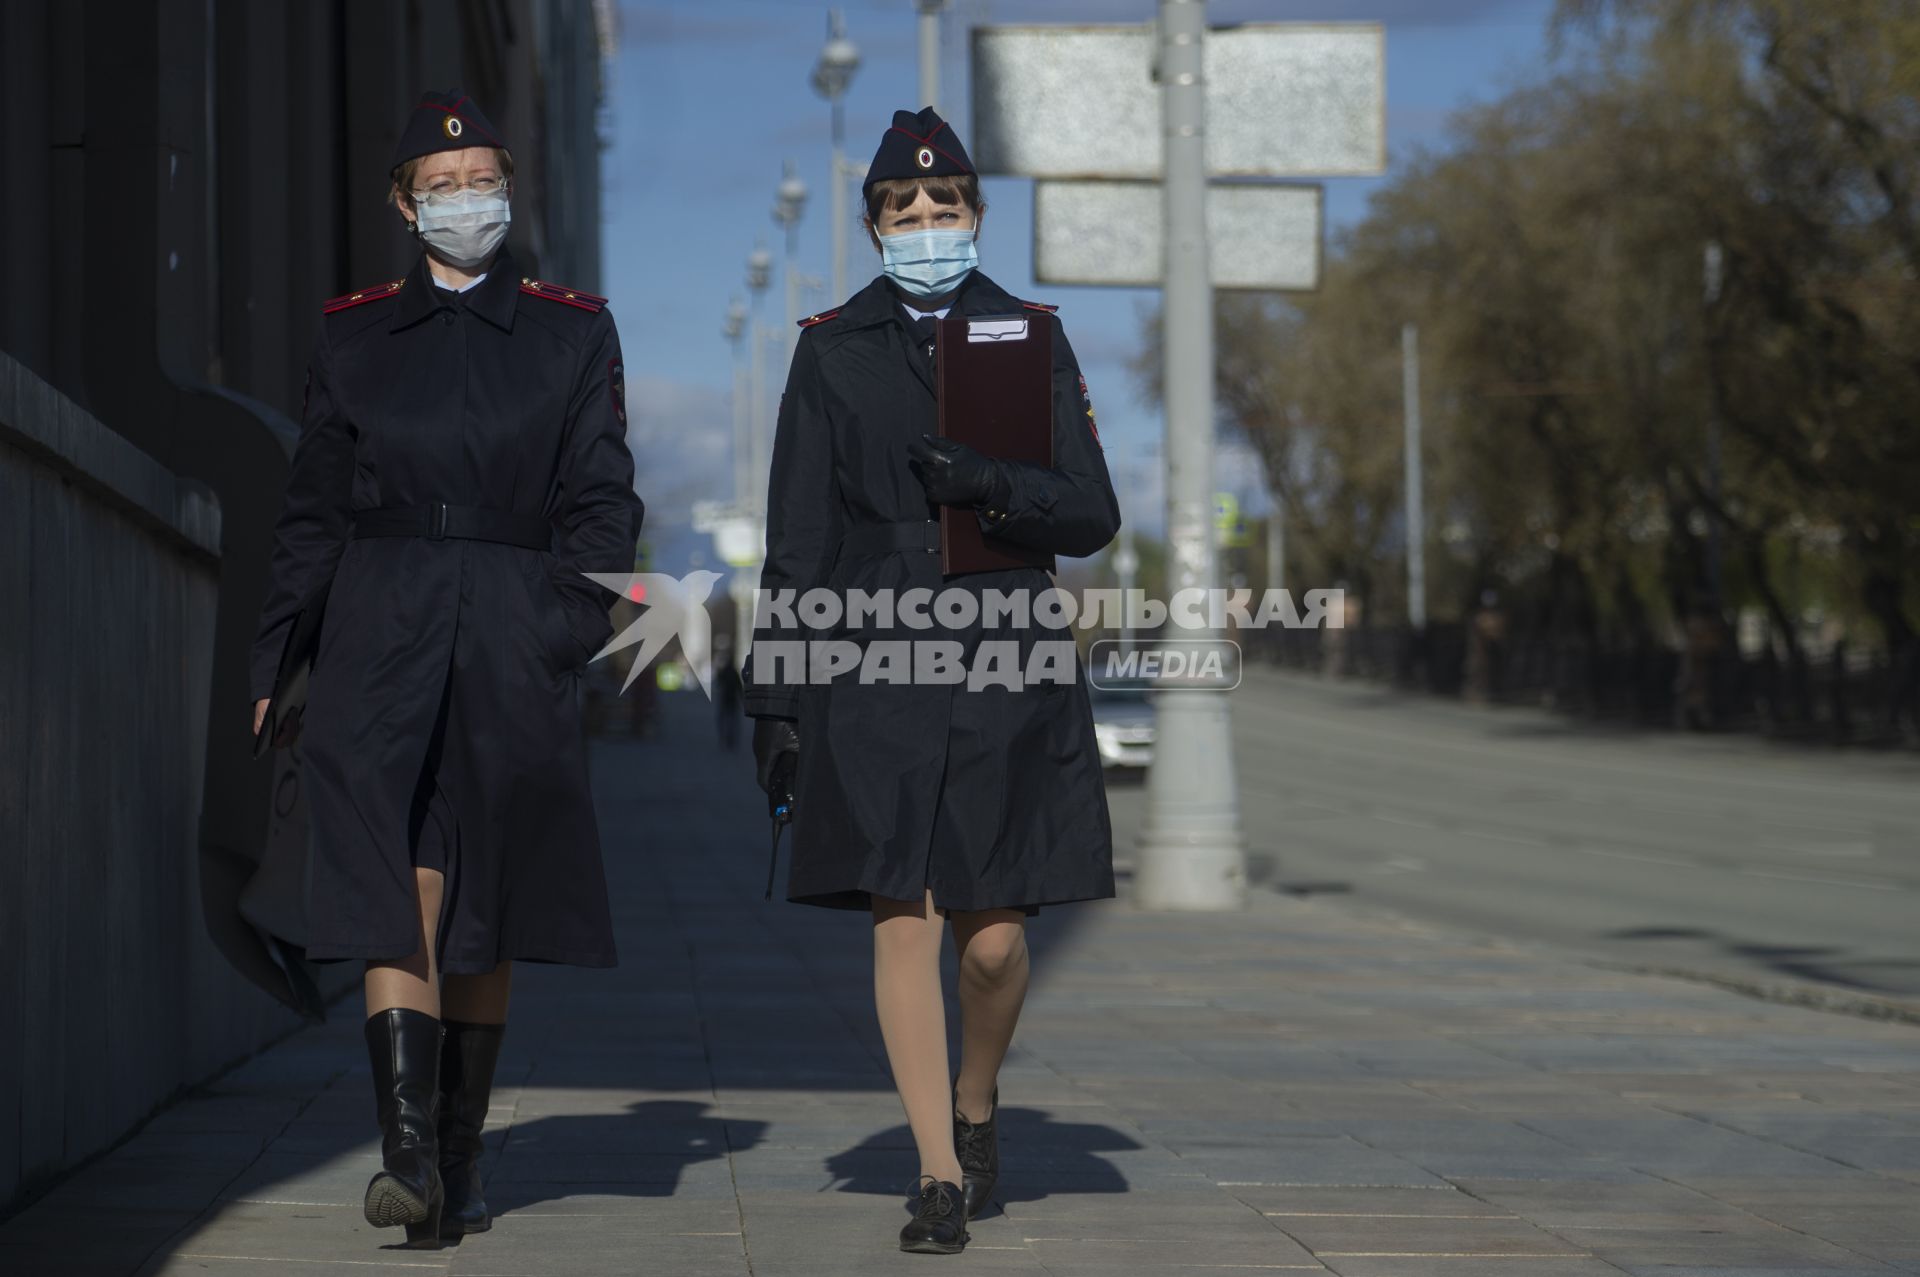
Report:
748,108,1121,1254
248,91,643,1248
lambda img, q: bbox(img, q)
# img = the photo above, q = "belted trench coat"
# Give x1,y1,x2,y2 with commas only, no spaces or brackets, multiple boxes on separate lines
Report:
745,271,1120,913
248,247,643,973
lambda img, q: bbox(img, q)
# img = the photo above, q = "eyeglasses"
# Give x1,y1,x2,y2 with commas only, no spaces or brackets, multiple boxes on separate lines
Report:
410,176,509,203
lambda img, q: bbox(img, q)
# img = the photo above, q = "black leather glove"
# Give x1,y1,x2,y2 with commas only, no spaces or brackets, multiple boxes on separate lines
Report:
908,434,1013,510
753,716,800,795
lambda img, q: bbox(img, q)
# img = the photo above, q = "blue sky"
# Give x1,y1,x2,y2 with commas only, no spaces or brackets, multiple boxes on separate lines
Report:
604,0,1560,573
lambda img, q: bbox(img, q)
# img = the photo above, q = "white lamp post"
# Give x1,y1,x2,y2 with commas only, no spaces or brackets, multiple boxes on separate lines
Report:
811,11,861,306
744,245,773,516
772,162,809,376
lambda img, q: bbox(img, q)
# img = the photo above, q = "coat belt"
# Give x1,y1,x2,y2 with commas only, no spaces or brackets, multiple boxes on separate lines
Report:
350,502,553,550
834,519,940,559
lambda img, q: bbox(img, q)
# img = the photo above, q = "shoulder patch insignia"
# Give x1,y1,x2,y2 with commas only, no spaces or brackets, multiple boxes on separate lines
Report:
1021,300,1059,314
608,357,626,426
519,278,608,313
798,308,841,328
322,280,404,313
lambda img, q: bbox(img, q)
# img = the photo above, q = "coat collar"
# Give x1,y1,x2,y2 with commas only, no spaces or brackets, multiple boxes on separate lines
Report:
829,270,1025,399
832,268,1023,333
390,246,520,333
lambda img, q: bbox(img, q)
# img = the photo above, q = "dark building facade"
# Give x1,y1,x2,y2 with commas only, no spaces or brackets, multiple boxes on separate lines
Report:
0,0,613,1210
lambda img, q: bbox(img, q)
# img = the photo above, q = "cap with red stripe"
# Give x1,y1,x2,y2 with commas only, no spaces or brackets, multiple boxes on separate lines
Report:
863,107,974,193
391,90,508,169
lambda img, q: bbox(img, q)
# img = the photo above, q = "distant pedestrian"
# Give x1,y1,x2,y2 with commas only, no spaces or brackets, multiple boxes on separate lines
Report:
248,90,643,1249
713,641,742,749
747,107,1121,1254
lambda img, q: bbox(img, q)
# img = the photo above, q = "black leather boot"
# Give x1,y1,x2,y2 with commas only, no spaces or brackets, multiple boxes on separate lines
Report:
362,1008,444,1247
437,1020,505,1238
953,1085,999,1219
898,1177,969,1254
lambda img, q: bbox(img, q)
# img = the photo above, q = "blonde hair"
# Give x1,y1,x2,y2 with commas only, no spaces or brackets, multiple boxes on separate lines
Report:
387,148,515,210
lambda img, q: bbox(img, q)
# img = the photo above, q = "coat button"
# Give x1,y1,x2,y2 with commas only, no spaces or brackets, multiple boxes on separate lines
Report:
441,311,455,325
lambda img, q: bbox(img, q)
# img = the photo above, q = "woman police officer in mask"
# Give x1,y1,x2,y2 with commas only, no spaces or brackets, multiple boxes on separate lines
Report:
248,90,642,1248
747,108,1121,1254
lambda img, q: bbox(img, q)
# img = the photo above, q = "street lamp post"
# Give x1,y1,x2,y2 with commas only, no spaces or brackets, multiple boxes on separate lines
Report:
1702,240,1725,610
722,297,758,664
745,244,773,516
811,10,861,306
1134,0,1247,911
916,1,946,114
772,162,809,378
724,298,748,507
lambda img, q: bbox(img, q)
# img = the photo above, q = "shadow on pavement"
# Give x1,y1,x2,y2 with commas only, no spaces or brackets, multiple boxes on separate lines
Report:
1602,925,1920,996
484,1099,764,1215
824,1108,1139,1210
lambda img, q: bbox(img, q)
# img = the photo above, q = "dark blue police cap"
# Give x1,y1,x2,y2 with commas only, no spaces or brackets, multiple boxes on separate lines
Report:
391,90,508,170
863,107,974,193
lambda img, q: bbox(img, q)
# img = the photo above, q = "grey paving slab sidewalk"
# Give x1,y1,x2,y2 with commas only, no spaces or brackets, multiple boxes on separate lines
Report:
3,690,1917,1277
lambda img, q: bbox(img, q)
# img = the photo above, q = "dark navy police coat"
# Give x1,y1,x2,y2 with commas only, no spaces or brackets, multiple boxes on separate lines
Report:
746,271,1120,914
249,247,643,973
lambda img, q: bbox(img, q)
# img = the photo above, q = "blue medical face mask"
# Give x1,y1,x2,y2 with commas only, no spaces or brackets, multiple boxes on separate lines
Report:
879,227,979,300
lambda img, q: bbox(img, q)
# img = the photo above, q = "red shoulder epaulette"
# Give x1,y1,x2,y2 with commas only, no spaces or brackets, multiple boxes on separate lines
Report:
519,278,607,313
322,280,404,313
797,308,841,328
1021,300,1059,314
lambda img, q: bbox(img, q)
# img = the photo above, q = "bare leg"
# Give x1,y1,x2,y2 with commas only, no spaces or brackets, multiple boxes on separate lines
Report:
364,867,445,1018
949,909,1029,1123
442,963,513,1023
872,889,962,1185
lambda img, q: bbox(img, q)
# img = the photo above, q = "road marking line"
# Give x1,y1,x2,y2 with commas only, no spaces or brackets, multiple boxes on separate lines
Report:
1262,1212,1521,1220
1474,829,1546,847
1372,812,1440,830
1762,839,1875,858
1740,867,1897,890
1582,846,1696,868
176,1257,443,1269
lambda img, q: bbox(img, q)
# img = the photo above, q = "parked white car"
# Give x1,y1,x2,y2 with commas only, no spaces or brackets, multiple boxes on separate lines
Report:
1089,678,1156,769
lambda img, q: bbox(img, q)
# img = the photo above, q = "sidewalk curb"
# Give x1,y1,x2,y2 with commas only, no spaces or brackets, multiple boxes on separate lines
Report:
1240,882,1920,1029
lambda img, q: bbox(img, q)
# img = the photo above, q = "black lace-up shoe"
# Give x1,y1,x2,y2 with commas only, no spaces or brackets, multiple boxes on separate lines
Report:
899,1176,969,1254
953,1085,999,1218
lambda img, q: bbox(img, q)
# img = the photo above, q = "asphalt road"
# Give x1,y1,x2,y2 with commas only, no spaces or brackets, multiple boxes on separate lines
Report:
1107,666,1920,1011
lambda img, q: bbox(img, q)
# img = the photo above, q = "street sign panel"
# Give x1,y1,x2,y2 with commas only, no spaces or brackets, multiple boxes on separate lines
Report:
1034,180,1320,290
713,516,763,569
972,23,1385,180
691,501,764,568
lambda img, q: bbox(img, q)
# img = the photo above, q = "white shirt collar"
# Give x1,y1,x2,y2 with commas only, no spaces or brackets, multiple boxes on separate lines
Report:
433,272,487,294
901,301,952,321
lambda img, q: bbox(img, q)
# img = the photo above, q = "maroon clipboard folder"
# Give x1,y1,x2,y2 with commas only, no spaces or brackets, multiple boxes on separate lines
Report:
934,313,1054,575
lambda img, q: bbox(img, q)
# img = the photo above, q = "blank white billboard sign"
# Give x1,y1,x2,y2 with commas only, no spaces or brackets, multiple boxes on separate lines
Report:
972,24,1385,180
1033,181,1322,291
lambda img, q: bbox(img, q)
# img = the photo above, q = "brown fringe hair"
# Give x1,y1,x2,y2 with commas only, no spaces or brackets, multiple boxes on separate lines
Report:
863,173,985,226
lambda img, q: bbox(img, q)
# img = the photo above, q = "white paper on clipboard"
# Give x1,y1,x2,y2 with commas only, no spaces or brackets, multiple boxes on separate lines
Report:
967,317,1030,343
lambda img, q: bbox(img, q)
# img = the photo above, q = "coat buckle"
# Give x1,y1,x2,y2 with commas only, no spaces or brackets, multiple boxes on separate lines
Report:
428,501,449,539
